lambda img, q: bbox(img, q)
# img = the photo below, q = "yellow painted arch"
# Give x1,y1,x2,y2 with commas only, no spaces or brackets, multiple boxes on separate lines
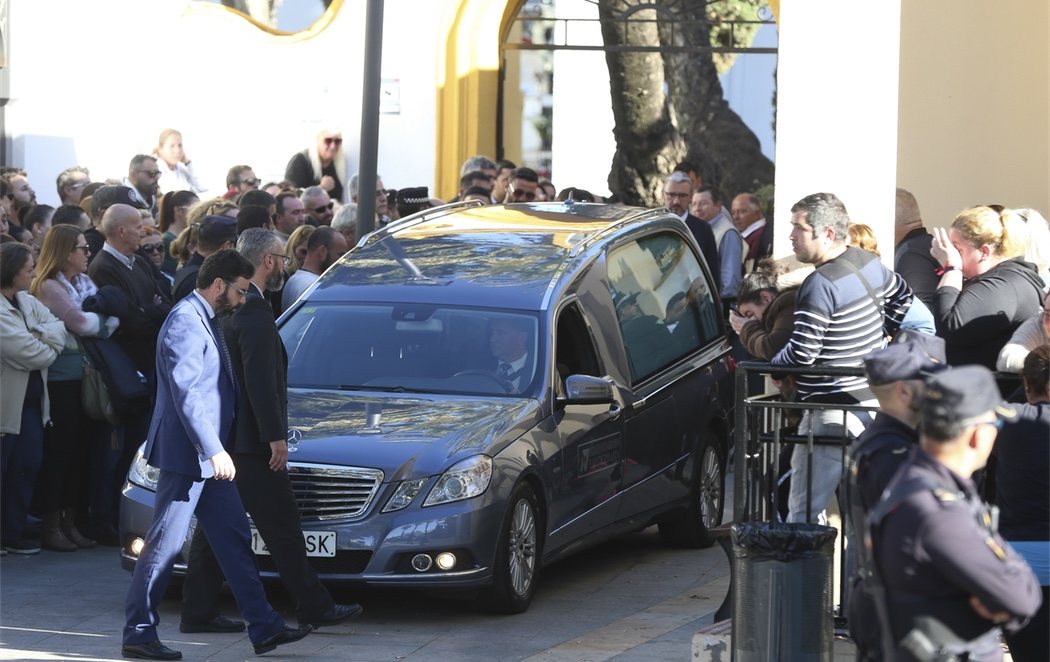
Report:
435,0,779,200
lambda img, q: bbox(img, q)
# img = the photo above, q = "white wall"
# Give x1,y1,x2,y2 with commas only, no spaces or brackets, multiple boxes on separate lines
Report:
4,0,444,204
772,0,902,263
897,0,1049,230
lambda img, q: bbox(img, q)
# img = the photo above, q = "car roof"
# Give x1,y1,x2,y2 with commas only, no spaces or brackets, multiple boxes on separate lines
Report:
305,201,679,310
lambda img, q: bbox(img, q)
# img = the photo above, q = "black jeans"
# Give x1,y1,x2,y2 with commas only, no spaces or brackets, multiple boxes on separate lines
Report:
34,380,90,514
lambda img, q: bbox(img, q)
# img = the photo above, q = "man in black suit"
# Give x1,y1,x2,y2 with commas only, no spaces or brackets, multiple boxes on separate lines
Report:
171,215,237,301
488,316,535,393
87,203,172,545
661,172,721,295
180,229,362,632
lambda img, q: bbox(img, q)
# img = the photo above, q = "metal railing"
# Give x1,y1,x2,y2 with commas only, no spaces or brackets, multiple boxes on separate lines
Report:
730,360,1023,620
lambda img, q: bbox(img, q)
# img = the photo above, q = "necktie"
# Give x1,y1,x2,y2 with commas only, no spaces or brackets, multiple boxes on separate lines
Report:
209,316,237,393
497,362,512,379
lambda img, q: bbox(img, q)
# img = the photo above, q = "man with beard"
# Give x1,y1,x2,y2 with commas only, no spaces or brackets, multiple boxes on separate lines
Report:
281,226,347,310
180,230,362,635
122,249,312,660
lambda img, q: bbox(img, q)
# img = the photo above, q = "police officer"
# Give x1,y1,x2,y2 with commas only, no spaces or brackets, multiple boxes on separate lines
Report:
870,365,1042,661
846,333,945,660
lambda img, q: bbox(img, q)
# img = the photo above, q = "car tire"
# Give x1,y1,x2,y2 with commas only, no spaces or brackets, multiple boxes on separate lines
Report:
481,482,542,614
658,435,725,549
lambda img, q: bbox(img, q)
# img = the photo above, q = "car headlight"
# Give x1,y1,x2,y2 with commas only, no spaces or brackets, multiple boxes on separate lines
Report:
423,455,492,507
382,477,429,513
128,443,160,491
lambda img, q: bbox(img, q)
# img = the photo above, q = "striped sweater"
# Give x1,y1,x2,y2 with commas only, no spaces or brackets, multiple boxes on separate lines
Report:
772,247,913,403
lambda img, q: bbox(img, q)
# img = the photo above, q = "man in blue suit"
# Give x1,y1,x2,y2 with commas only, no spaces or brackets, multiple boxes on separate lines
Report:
122,250,312,660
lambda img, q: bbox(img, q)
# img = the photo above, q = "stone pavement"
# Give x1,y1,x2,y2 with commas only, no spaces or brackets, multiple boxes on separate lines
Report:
1,527,738,661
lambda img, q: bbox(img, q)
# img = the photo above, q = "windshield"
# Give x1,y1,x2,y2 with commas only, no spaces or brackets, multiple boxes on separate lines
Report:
281,303,542,397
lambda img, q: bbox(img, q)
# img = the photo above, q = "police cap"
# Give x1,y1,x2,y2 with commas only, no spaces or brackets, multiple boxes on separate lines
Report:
922,365,1016,429
864,335,945,386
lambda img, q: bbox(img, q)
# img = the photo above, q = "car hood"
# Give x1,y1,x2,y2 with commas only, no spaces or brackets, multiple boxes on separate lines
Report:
285,389,540,480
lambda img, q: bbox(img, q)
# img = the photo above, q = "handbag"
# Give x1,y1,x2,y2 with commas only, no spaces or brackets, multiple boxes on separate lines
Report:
78,336,150,417
80,349,120,426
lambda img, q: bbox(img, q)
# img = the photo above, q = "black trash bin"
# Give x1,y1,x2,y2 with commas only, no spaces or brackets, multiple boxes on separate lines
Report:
731,522,837,662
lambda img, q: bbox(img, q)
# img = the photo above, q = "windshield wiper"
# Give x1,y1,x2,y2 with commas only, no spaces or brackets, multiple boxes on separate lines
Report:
337,384,425,393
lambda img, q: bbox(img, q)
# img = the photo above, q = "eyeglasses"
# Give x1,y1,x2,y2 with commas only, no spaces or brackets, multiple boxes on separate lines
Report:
324,137,343,146
68,182,89,190
663,191,690,200
139,170,162,178
72,245,91,254
224,280,249,298
141,243,164,253
270,253,292,267
240,178,260,187
312,202,334,214
510,186,537,201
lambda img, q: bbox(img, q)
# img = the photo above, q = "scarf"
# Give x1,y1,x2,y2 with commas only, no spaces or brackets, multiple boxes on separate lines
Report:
56,272,98,307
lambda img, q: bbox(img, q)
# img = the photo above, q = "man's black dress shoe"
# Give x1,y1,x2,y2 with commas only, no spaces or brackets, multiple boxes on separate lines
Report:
179,615,246,633
253,625,313,655
305,603,364,628
121,640,183,660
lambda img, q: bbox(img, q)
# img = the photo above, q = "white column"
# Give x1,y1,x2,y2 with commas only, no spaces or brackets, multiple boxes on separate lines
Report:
772,0,902,264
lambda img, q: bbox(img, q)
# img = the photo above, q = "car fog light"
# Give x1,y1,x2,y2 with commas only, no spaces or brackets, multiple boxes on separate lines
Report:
129,537,145,557
411,554,433,572
435,552,456,571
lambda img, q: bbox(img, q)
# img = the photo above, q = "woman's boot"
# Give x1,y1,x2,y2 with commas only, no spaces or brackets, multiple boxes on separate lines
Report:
61,510,96,549
41,511,77,552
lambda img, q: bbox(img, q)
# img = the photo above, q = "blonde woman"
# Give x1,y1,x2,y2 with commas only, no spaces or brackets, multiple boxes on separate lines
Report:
31,225,120,551
930,205,1045,367
153,128,206,194
285,224,315,275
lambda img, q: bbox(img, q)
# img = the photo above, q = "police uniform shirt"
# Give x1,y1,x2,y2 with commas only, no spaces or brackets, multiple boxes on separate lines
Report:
850,412,918,511
876,448,1041,649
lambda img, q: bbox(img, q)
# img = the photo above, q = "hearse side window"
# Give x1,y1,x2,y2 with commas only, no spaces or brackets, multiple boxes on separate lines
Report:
607,232,721,382
555,303,601,395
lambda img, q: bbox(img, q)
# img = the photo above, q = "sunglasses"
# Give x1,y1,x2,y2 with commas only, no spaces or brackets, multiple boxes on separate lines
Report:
141,243,164,253
72,245,91,254
324,137,343,146
313,202,334,213
139,170,162,178
240,178,260,187
511,189,537,201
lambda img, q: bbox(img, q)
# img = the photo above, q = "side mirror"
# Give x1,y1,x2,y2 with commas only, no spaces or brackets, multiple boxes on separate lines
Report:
558,374,616,406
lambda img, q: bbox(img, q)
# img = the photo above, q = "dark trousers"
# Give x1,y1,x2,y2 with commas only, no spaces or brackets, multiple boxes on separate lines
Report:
1,372,45,543
34,380,89,514
82,418,116,533
124,472,284,646
1005,585,1050,662
182,454,334,624
109,368,156,528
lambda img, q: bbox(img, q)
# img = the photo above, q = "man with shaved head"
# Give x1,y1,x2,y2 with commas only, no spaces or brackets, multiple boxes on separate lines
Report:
894,188,940,308
88,203,172,545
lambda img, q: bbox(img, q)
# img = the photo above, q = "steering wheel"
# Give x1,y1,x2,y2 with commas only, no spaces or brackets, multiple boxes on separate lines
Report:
452,369,515,393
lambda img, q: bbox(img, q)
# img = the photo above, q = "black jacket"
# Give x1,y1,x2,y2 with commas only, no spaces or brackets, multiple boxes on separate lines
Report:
86,250,172,373
221,285,287,455
935,258,1044,368
172,252,205,302
682,213,722,296
894,228,940,309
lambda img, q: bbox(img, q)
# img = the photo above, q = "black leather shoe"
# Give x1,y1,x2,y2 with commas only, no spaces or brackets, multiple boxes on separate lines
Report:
304,603,364,628
179,615,246,633
253,625,312,655
121,640,183,660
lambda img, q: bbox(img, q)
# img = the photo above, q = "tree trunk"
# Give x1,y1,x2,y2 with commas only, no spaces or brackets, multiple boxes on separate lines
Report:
599,0,774,206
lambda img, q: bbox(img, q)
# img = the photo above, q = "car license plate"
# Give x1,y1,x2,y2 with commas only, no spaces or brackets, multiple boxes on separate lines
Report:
250,529,336,558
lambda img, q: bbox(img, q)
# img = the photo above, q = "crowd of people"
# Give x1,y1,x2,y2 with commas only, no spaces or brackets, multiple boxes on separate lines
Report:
1,131,1048,660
